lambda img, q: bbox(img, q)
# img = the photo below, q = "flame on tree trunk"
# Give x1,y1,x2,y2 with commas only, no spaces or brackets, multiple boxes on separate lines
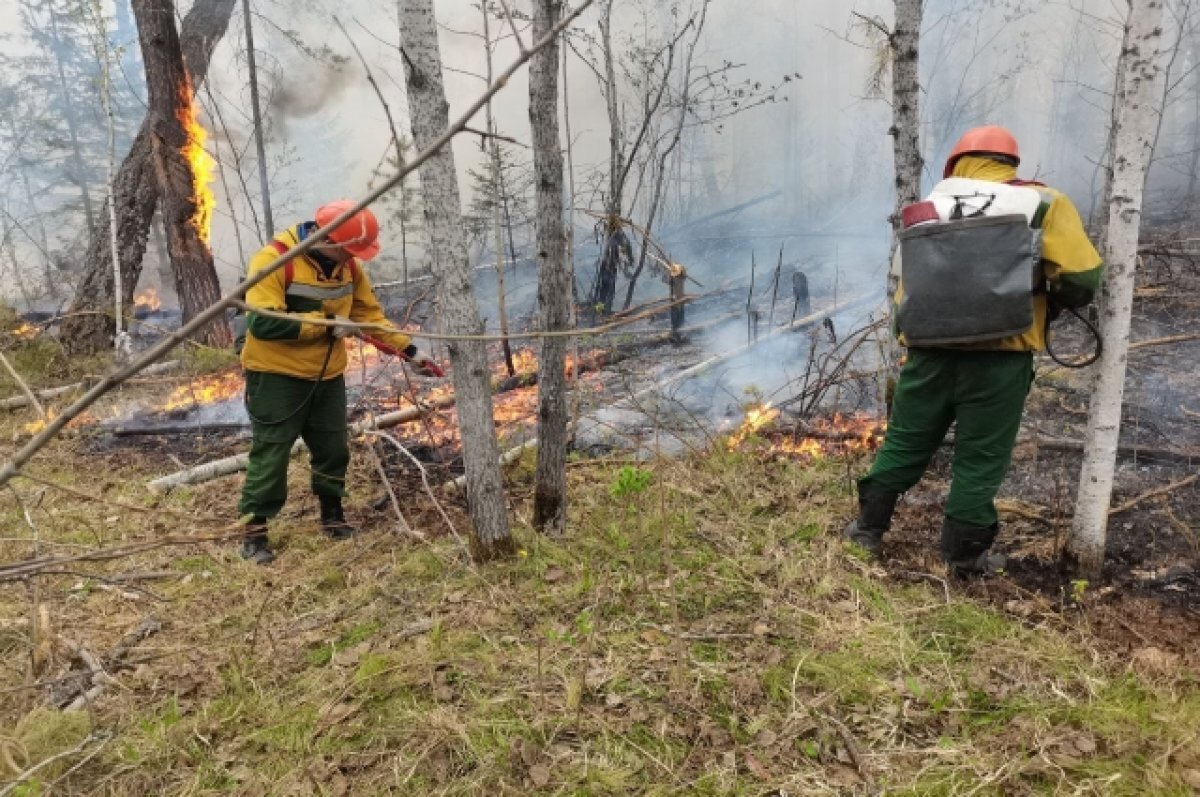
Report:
135,0,231,348
61,0,236,355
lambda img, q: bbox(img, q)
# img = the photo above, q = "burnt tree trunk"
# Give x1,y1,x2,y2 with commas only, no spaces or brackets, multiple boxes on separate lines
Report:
60,0,235,355
530,0,570,534
399,0,513,560
134,0,231,347
593,0,622,316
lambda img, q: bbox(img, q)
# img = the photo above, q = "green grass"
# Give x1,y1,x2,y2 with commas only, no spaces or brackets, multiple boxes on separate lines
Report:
0,437,1197,795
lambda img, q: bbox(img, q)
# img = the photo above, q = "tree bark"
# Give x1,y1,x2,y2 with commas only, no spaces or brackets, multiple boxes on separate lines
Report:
60,0,236,355
529,0,569,534
134,0,232,347
1070,0,1166,579
399,0,513,560
592,0,623,315
890,0,924,237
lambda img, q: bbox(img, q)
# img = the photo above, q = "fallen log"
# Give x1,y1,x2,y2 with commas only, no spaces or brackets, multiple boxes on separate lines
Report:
112,421,249,437
445,438,537,494
146,396,457,491
148,347,630,489
1031,437,1200,466
1,360,182,411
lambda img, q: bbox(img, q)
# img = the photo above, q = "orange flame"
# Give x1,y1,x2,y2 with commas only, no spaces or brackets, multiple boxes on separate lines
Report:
510,348,538,374
177,76,215,246
726,402,781,450
766,413,886,459
12,322,38,340
134,287,162,312
23,408,98,436
159,370,244,412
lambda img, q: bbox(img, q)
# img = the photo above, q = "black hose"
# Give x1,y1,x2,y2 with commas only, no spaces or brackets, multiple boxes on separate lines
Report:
1045,300,1103,369
244,336,337,427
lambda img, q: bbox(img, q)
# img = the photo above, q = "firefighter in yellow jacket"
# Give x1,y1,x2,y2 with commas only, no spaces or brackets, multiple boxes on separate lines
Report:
844,126,1103,575
238,201,442,564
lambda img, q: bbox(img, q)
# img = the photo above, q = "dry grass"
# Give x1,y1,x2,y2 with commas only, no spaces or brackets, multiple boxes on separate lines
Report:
0,338,1198,795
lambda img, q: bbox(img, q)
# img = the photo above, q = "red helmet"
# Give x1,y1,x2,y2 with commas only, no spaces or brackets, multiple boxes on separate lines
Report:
314,200,381,260
943,125,1020,178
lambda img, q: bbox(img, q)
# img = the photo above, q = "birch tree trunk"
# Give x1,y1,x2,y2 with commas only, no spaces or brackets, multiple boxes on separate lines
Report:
89,0,131,357
883,0,924,412
399,0,513,560
60,0,236,355
1070,0,1167,578
134,0,232,347
529,0,569,534
890,0,924,237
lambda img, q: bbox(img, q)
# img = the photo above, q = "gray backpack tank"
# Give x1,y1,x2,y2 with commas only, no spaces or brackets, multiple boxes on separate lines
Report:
896,179,1047,347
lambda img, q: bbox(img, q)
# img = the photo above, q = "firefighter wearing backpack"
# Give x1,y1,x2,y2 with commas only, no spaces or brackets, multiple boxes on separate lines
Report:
844,126,1102,575
237,200,444,565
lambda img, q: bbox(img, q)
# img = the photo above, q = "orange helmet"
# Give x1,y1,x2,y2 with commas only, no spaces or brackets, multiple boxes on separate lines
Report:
314,200,381,260
943,125,1020,178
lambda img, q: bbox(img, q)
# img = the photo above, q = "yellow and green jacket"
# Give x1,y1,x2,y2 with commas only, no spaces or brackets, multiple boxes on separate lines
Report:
241,222,412,380
893,156,1103,352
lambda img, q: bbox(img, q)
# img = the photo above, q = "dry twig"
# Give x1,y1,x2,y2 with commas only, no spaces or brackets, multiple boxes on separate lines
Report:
1108,472,1200,516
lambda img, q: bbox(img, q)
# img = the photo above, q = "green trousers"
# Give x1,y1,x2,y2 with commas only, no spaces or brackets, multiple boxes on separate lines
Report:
861,348,1034,527
238,370,349,519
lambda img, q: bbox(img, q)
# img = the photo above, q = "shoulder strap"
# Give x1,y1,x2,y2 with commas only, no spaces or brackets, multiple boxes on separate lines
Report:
269,239,294,287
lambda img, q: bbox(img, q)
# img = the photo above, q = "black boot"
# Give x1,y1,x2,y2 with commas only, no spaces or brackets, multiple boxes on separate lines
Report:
842,481,900,557
319,495,360,540
941,517,1006,577
241,518,275,565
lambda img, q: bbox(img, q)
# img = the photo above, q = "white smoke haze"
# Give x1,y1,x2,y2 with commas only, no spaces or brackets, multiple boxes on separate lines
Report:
0,0,1189,311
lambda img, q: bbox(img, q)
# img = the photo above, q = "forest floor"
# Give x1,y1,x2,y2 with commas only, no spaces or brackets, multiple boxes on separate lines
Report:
1,300,1199,795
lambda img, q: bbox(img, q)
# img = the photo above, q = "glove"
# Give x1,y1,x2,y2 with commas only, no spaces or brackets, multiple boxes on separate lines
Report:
328,316,360,340
409,349,446,378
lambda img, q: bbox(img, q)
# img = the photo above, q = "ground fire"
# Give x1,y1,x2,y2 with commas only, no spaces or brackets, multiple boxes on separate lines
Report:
134,288,162,313
726,403,885,458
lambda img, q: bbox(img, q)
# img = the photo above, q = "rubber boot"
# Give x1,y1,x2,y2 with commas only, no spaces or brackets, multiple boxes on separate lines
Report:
241,518,275,565
842,482,900,557
319,495,360,540
941,517,1006,577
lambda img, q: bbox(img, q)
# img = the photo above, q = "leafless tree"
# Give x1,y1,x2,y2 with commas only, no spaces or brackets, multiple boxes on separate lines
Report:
1071,0,1168,578
529,0,570,534
399,0,514,560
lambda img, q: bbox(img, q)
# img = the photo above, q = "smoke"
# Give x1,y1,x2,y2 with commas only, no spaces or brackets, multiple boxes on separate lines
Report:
268,62,354,123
